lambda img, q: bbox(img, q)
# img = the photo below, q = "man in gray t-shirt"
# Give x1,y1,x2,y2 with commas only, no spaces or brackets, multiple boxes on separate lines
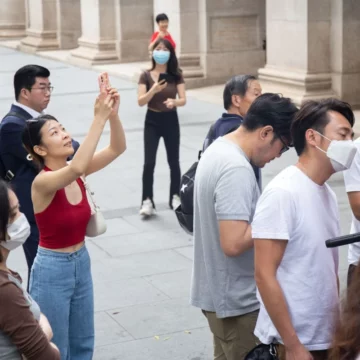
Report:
190,93,298,360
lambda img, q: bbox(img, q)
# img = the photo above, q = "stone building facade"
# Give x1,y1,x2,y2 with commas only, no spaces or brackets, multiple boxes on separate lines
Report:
0,0,359,106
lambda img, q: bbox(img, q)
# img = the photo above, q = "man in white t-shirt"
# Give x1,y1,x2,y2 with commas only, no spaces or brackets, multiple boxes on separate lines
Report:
252,98,357,360
343,137,360,286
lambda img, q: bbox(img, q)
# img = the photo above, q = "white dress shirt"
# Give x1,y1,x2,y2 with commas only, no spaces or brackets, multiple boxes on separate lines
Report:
13,101,43,119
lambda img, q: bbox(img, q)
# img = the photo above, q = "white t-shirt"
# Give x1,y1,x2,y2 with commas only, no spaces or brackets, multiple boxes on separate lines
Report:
343,138,360,265
252,165,340,351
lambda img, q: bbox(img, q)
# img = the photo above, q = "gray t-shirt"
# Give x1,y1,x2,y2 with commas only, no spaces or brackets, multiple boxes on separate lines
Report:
190,137,260,318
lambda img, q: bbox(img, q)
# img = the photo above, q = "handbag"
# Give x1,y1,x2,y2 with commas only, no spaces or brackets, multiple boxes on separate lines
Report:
80,177,107,237
245,343,278,360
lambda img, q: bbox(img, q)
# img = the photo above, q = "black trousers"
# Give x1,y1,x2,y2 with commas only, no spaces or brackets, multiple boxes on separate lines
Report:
23,224,39,291
142,109,181,208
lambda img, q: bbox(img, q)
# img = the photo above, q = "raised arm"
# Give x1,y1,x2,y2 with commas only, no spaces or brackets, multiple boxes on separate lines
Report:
32,93,114,195
85,88,126,176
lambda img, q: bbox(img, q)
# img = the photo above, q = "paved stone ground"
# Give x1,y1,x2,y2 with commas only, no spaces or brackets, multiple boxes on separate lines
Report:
0,46,353,360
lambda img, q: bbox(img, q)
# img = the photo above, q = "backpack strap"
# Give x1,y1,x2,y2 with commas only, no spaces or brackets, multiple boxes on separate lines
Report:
0,111,30,181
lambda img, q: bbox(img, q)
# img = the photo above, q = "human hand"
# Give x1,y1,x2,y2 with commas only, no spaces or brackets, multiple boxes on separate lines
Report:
163,98,175,109
151,79,167,94
157,31,166,39
107,87,120,116
94,91,114,122
285,343,313,360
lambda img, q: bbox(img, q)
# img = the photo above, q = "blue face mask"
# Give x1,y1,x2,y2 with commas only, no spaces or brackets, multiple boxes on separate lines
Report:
153,50,170,65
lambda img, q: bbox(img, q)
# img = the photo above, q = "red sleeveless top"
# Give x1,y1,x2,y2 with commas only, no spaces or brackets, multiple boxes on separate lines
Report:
35,166,91,249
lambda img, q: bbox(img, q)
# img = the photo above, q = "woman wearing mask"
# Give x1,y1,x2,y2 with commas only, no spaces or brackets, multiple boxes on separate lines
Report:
22,75,126,360
0,179,60,359
138,38,186,217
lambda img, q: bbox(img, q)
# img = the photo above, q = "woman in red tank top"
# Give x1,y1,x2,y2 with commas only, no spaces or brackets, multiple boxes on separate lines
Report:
21,73,126,360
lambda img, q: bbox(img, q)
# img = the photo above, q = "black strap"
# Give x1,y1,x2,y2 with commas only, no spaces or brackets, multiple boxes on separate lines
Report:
0,111,30,181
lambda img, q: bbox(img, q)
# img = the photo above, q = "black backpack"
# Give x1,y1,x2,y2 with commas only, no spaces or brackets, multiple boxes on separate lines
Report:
175,124,238,234
0,111,29,181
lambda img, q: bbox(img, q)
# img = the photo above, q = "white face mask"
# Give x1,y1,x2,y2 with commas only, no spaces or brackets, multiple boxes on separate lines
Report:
316,131,357,172
1,213,30,251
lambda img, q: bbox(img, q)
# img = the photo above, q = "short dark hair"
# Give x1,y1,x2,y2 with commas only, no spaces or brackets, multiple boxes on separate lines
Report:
223,75,257,110
22,114,58,167
14,65,50,101
0,180,10,262
291,98,355,156
242,93,298,142
155,13,169,23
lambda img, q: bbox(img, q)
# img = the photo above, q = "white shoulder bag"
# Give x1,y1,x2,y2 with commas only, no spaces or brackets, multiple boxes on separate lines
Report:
81,177,107,237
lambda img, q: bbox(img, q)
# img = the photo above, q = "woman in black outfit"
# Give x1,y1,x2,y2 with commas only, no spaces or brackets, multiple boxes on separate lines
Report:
138,38,186,217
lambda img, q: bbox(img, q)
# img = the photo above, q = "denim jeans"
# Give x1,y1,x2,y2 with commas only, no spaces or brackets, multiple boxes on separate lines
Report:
30,245,94,360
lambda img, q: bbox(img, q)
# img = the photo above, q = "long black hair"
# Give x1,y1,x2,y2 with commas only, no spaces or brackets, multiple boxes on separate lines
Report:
22,114,58,167
150,38,182,82
0,180,10,261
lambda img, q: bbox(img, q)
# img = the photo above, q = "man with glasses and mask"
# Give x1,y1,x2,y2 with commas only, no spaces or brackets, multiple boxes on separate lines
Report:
190,93,298,360
0,65,79,289
252,99,356,360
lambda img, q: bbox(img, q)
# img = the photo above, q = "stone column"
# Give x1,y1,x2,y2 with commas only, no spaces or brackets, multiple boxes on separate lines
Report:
331,0,360,108
0,0,26,39
114,0,153,62
69,0,118,66
56,0,82,49
153,0,200,65
258,0,335,106
198,0,266,84
19,0,59,52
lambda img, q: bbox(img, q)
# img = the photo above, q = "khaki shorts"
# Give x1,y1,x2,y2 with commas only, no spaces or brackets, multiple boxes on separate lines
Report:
202,309,259,360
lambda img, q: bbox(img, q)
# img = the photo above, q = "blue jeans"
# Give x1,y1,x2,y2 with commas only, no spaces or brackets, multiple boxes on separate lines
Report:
30,245,94,360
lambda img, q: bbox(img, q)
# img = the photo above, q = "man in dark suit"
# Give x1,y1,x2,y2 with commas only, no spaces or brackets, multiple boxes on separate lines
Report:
0,65,79,288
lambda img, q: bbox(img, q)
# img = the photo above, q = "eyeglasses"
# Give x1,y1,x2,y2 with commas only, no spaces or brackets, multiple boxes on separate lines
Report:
31,86,54,94
278,135,290,155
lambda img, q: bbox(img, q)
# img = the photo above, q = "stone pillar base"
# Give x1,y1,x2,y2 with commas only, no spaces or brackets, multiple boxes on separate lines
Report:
0,24,26,39
19,30,59,53
69,38,119,66
117,39,149,63
258,66,337,106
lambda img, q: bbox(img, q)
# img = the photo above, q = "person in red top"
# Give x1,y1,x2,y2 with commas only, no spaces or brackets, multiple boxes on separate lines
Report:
22,73,126,360
149,13,176,51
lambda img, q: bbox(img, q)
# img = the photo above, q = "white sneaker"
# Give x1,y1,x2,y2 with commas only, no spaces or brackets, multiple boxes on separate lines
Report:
171,194,181,210
139,199,155,216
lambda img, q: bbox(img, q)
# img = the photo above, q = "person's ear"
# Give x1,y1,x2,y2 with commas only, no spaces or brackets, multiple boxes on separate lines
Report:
305,128,320,148
33,145,47,158
231,94,242,108
259,125,274,141
20,88,31,101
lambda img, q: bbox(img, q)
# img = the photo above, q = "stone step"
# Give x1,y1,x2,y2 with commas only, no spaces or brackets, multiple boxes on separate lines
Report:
179,55,200,67
182,67,204,79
